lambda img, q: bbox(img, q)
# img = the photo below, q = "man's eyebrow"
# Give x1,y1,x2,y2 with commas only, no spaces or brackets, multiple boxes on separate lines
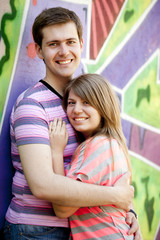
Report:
46,38,78,44
46,40,59,44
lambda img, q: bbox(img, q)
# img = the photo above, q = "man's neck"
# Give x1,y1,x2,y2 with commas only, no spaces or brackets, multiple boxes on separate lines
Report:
43,75,72,96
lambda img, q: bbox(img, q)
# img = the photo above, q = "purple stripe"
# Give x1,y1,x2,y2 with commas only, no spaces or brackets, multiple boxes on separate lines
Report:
12,154,21,163
14,117,47,128
10,201,56,216
13,184,32,195
16,136,49,146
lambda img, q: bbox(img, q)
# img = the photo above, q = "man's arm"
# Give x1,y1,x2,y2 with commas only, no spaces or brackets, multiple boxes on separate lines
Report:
19,143,134,209
114,174,142,239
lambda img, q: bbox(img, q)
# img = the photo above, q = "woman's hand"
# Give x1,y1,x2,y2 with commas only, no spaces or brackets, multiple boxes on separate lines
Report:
49,118,68,153
49,118,68,175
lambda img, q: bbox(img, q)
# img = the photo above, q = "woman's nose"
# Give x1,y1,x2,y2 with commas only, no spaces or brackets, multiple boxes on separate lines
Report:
73,103,83,114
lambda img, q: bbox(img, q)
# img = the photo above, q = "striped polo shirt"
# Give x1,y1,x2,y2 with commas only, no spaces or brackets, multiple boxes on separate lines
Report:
5,80,78,227
66,136,134,239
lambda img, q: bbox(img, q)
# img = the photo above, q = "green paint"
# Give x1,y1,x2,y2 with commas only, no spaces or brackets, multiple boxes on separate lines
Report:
124,9,134,22
136,85,150,107
0,0,16,75
131,156,160,240
124,55,160,128
141,176,154,232
0,0,25,122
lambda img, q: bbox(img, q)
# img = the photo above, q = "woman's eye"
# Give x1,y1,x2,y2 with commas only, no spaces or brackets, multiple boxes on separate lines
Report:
68,40,76,45
68,101,75,105
83,101,89,105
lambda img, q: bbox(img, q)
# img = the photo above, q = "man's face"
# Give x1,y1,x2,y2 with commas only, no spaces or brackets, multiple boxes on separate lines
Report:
36,22,83,82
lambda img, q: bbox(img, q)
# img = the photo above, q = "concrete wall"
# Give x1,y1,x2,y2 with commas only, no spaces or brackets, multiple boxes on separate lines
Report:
0,0,159,239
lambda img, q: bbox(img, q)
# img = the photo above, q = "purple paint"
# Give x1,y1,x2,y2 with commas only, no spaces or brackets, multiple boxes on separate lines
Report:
102,1,160,89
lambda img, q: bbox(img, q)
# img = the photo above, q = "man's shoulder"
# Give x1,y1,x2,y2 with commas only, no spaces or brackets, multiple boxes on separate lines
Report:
16,81,49,104
16,81,40,97
11,82,43,114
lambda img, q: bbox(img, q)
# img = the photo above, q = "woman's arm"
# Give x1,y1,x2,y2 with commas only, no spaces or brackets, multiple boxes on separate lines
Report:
49,118,79,217
49,118,67,175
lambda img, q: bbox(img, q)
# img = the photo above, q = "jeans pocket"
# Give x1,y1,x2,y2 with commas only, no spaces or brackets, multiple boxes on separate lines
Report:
4,221,70,240
18,225,57,238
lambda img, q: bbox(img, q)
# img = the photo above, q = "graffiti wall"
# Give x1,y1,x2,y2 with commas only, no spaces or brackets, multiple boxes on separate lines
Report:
0,0,159,239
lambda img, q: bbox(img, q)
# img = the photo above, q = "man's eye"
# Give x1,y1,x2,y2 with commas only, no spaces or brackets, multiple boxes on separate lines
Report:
49,43,56,46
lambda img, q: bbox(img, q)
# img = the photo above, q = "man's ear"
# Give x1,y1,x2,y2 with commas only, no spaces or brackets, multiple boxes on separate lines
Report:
80,38,84,53
35,43,43,59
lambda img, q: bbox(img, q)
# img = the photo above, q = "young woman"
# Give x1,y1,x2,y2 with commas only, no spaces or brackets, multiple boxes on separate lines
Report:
49,73,136,239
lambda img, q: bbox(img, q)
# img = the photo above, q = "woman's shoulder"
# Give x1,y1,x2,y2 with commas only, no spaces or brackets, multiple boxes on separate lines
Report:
90,135,118,144
84,135,110,150
88,136,121,151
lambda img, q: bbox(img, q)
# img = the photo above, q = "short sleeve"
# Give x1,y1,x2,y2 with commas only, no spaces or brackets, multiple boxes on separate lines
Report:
12,98,49,146
66,136,128,186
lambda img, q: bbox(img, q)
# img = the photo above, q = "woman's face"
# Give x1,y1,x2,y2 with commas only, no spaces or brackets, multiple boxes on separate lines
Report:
66,90,101,138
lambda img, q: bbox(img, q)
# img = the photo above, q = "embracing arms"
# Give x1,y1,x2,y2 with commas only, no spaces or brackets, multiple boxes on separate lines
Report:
18,116,133,208
48,119,133,216
48,118,142,239
19,143,133,208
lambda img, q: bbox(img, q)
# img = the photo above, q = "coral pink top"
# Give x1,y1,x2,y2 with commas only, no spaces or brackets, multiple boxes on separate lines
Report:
66,136,133,240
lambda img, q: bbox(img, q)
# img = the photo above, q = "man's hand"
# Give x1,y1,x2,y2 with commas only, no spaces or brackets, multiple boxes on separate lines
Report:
114,172,134,211
114,171,131,185
126,212,142,240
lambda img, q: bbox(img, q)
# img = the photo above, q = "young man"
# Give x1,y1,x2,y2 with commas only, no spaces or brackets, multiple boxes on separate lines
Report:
4,7,141,240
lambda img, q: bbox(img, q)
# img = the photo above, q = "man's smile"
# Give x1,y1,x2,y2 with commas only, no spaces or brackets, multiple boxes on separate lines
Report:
56,59,72,64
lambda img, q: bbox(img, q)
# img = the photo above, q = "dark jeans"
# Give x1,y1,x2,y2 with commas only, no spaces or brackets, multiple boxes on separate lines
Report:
4,221,70,240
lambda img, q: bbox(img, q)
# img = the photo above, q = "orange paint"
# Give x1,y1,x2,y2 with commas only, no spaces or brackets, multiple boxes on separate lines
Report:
32,0,37,6
27,42,36,58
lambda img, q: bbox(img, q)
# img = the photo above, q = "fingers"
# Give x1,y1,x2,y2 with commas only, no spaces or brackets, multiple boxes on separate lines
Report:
134,230,142,240
126,212,139,236
126,213,131,225
126,212,133,225
49,121,53,134
123,171,131,184
128,220,138,235
49,118,67,134
115,172,131,186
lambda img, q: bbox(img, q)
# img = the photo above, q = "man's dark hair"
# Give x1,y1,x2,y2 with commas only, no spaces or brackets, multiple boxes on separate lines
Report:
32,7,83,47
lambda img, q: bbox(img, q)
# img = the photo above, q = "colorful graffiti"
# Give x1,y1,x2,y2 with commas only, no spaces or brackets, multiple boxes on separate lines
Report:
0,0,159,239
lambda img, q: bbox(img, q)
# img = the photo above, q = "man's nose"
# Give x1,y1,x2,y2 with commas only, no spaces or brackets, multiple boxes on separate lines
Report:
58,43,69,56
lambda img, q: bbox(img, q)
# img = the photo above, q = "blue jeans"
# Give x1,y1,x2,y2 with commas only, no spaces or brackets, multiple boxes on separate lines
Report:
4,221,70,240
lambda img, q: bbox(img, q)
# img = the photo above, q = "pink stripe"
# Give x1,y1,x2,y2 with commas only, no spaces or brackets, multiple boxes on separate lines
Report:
112,0,119,14
71,212,113,227
95,0,108,37
102,0,114,24
71,221,125,239
6,208,69,227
